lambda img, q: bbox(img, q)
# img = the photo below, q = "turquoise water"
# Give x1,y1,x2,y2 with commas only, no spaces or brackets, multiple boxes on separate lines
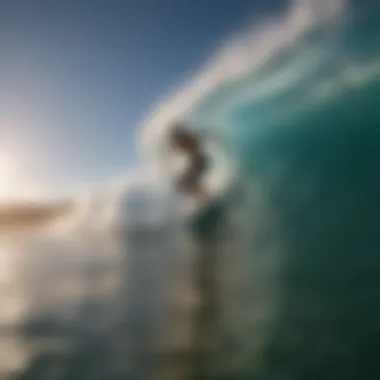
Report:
170,4,380,379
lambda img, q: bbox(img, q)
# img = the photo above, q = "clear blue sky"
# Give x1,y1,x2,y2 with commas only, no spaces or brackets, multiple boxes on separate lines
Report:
0,0,284,194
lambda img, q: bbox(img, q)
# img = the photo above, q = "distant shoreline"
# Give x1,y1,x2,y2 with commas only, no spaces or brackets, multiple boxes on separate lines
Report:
0,199,74,231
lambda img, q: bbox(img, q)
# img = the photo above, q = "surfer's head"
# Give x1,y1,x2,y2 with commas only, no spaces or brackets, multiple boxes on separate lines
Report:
169,123,200,153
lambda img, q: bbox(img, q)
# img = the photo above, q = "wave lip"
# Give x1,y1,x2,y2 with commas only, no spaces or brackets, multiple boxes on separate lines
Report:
140,0,348,159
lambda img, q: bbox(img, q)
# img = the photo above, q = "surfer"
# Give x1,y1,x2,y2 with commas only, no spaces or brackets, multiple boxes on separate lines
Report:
169,123,210,203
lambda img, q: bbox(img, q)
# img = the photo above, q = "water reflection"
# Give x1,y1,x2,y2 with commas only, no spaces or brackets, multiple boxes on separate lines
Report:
0,220,190,380
0,231,128,379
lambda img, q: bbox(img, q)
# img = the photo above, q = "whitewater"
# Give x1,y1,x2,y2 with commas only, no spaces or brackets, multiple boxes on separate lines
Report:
2,0,380,379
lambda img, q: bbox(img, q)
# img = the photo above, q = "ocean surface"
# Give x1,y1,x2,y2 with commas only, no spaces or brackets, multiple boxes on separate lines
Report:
2,1,380,379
